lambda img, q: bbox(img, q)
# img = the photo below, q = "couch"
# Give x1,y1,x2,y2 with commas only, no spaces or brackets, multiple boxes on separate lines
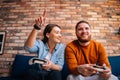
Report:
0,54,120,80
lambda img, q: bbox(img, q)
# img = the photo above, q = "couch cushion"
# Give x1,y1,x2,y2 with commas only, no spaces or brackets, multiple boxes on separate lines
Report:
0,77,23,80
108,56,120,76
10,54,35,78
61,59,70,80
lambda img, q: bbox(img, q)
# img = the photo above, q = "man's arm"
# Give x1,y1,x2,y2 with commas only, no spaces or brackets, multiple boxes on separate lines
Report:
65,45,80,75
97,43,112,79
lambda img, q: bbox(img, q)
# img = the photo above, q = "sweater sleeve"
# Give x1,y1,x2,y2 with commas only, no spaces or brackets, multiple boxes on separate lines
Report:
65,45,80,75
97,43,111,69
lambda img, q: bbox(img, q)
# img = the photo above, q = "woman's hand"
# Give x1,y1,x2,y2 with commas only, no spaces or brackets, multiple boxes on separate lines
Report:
42,59,52,70
77,64,97,77
35,9,46,27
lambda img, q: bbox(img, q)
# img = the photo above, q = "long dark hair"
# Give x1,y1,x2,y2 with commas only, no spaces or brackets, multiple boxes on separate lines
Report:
42,24,61,43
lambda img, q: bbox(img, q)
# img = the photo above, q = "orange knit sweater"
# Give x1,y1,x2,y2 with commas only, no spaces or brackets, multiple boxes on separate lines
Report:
65,40,111,75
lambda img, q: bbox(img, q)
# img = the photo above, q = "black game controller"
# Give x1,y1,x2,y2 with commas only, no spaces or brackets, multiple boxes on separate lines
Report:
93,65,106,72
29,58,47,65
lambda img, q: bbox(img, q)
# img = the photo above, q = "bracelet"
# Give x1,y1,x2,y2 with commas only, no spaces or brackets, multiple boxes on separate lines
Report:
34,24,41,30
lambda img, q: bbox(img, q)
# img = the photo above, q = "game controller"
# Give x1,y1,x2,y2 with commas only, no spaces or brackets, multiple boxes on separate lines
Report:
93,65,106,72
29,58,47,65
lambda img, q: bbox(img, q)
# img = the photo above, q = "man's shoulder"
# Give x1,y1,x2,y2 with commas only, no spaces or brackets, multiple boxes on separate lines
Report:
66,40,78,48
91,40,101,44
90,40,103,47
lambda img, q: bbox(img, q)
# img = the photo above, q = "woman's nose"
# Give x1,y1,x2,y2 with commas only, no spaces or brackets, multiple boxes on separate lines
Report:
59,33,62,37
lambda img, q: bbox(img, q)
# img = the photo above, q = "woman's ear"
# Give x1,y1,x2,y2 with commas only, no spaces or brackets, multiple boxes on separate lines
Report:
46,33,50,38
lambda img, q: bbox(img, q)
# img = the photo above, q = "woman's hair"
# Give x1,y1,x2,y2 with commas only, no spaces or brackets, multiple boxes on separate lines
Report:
42,24,61,43
75,20,90,30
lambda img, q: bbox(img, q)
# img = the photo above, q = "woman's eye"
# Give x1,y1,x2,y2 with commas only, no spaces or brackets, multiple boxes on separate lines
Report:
55,31,60,34
78,28,83,31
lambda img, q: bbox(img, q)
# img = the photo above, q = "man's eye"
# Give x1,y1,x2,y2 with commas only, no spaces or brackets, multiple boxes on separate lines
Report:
86,27,89,30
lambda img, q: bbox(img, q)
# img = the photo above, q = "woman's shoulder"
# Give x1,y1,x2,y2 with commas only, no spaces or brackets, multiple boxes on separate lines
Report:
35,39,44,45
57,43,66,49
59,43,66,46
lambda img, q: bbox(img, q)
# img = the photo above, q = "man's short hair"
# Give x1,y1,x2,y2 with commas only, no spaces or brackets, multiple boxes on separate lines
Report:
75,20,90,30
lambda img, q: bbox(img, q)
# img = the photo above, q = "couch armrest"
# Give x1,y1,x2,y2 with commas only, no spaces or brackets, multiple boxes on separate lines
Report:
108,56,120,77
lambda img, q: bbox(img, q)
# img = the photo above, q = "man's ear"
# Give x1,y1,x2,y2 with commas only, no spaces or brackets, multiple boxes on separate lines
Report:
46,33,50,38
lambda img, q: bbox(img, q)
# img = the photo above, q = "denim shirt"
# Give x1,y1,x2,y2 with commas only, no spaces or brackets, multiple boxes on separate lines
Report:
24,40,66,70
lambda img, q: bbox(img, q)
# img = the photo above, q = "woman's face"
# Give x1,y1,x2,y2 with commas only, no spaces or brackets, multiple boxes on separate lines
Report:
46,26,62,43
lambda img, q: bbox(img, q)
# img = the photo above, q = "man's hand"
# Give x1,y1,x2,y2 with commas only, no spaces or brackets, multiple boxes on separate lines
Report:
35,9,46,27
93,65,105,72
99,64,111,79
77,64,97,76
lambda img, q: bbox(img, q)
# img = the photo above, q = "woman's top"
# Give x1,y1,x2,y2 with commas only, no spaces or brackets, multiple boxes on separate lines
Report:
24,40,66,70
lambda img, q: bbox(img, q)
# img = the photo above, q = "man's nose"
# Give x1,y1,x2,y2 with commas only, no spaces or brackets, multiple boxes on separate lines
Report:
82,29,87,32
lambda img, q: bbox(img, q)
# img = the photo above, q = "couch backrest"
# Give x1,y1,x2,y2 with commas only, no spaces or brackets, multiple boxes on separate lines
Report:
61,59,70,80
10,54,35,78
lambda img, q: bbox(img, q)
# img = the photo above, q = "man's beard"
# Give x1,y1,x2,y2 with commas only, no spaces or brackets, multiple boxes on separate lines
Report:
77,35,91,43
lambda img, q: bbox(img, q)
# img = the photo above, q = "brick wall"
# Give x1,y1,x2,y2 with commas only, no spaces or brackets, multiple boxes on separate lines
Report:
0,0,120,75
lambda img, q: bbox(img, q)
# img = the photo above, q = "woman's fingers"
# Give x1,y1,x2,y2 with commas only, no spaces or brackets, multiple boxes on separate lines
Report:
34,9,46,26
42,9,46,25
43,8,46,17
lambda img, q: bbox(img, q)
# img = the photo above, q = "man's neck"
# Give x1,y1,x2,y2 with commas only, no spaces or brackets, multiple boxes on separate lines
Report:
78,41,90,46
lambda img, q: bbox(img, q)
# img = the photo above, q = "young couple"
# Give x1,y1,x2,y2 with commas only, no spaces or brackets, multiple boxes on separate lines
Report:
24,9,118,80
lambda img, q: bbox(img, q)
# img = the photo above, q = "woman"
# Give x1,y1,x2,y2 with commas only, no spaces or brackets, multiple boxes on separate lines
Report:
24,9,66,80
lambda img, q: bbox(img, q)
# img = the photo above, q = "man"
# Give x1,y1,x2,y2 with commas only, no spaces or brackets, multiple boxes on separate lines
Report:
65,20,118,80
